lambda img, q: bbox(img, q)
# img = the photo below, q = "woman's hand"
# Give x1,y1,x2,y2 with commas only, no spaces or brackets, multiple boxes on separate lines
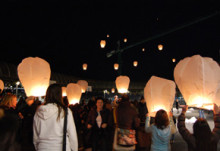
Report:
181,105,188,114
101,123,107,129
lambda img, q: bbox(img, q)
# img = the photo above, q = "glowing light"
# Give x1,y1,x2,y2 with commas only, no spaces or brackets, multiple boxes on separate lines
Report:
111,88,115,93
0,79,4,92
124,38,127,43
62,87,67,97
114,63,119,70
66,83,82,105
158,44,163,51
115,76,130,94
77,80,88,93
172,58,176,63
100,40,106,48
17,57,51,97
142,48,145,52
107,34,110,38
82,63,87,70
133,61,138,67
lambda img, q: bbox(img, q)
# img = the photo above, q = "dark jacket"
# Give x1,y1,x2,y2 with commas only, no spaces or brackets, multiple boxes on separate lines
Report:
178,113,220,151
117,101,140,130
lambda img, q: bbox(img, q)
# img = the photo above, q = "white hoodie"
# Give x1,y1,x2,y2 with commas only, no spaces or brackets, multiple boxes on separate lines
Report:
33,103,78,151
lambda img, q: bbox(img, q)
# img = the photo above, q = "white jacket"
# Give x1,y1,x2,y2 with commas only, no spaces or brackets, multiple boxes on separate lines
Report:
33,103,78,151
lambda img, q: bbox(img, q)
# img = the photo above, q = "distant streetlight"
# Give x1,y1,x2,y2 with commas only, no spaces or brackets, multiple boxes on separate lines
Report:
16,81,20,96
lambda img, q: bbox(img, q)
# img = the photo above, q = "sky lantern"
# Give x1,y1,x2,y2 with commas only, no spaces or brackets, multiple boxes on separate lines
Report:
174,55,220,109
111,88,115,93
144,76,176,117
17,57,51,97
82,63,87,70
107,34,110,38
115,75,130,94
133,61,138,67
158,44,163,51
66,83,82,105
62,87,67,97
100,40,106,48
124,38,127,43
172,58,176,63
77,80,88,93
0,79,4,93
114,63,119,70
142,48,145,52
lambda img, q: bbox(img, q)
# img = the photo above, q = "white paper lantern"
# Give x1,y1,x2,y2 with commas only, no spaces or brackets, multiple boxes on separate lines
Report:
133,61,138,67
66,83,82,105
77,80,88,93
158,44,163,51
82,63,87,70
144,76,176,117
174,55,220,109
124,38,127,43
0,79,4,93
114,63,119,70
115,76,130,94
172,58,176,63
100,40,106,48
17,57,51,97
62,87,67,97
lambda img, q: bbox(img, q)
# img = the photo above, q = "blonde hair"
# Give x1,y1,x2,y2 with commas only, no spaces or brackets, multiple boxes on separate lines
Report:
0,93,17,107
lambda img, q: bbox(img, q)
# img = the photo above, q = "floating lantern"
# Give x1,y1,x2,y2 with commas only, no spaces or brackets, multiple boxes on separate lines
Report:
82,63,87,70
0,79,4,93
158,44,163,51
107,34,110,38
142,48,145,52
66,83,82,105
114,63,119,70
62,87,67,97
124,38,127,43
17,57,51,97
174,55,220,109
115,76,130,94
172,58,176,63
111,88,115,93
133,61,138,67
77,80,88,93
100,40,106,48
144,76,176,117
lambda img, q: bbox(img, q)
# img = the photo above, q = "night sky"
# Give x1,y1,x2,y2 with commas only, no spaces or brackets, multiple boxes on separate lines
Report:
0,0,219,83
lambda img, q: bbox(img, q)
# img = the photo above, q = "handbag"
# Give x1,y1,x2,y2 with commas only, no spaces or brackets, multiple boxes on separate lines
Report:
63,107,68,151
113,108,136,150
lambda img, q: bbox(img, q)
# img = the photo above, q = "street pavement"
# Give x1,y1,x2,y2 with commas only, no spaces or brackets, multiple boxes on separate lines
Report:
171,108,220,151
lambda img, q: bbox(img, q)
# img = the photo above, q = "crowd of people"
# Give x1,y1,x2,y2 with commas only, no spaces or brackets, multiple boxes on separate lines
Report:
0,84,220,151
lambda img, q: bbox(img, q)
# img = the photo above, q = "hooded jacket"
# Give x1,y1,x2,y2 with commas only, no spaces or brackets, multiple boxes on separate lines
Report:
33,103,78,151
145,116,176,151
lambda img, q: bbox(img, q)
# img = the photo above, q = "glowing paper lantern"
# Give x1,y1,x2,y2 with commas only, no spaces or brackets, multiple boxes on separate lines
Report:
144,76,176,117
174,55,220,109
124,38,127,43
111,88,115,93
107,34,110,38
0,79,4,93
82,63,87,70
158,44,163,51
142,48,145,52
17,57,51,97
77,80,88,93
133,61,138,67
115,76,130,94
114,63,119,70
62,87,67,97
100,40,106,48
66,83,82,105
172,58,176,63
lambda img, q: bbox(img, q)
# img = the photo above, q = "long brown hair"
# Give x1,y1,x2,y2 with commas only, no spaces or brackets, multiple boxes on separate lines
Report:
45,84,66,120
155,109,169,129
0,93,17,108
193,118,211,151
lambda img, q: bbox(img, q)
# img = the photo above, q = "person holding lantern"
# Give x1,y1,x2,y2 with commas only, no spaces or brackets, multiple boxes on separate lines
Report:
33,84,78,151
177,104,220,151
145,109,176,151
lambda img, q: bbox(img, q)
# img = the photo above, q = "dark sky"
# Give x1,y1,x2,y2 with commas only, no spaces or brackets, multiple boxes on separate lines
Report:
0,0,220,82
